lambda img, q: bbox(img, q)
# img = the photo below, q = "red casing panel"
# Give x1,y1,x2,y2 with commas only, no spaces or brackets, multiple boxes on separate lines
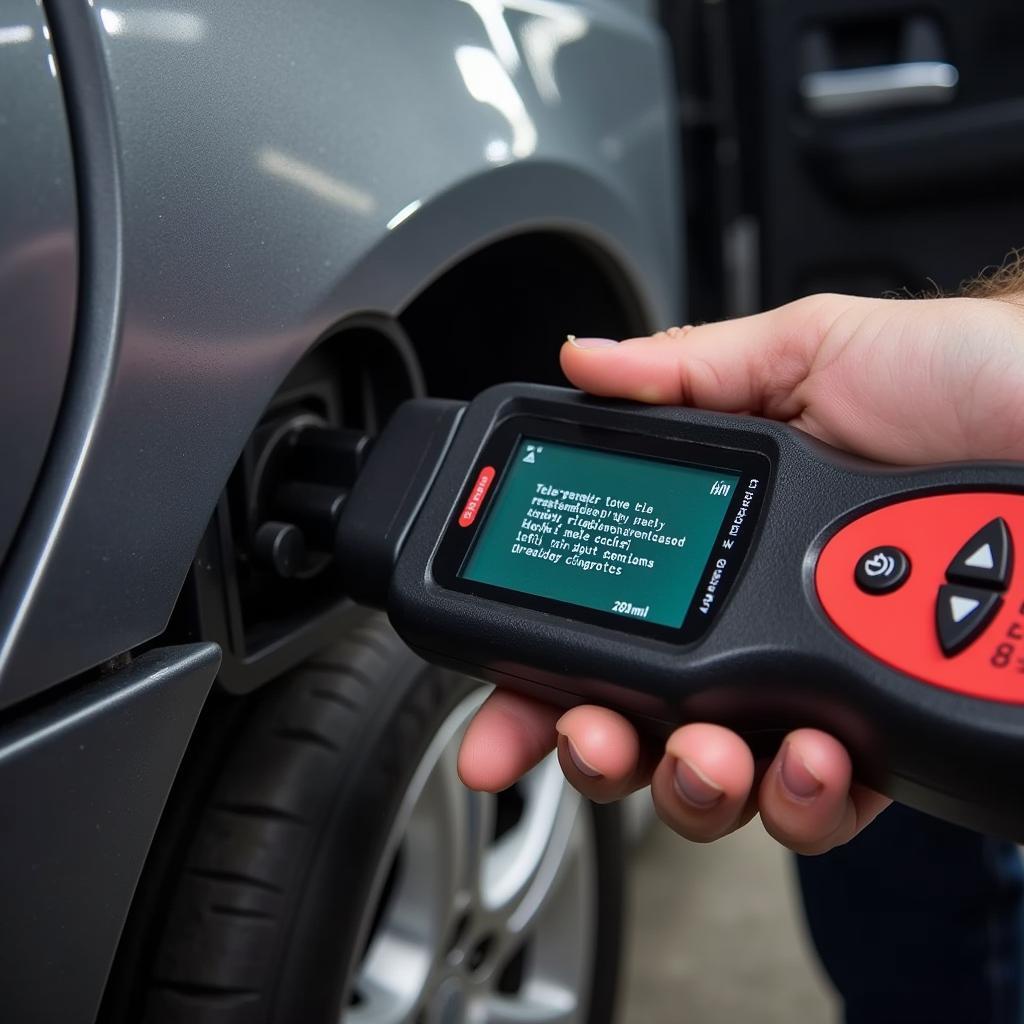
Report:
815,493,1024,703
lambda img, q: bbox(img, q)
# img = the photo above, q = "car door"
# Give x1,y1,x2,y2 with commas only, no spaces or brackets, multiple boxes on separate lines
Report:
663,0,1024,318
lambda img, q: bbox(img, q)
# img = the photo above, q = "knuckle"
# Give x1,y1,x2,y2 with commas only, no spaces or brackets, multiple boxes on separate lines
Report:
762,806,852,856
761,813,819,852
664,324,696,339
654,799,732,844
576,781,626,805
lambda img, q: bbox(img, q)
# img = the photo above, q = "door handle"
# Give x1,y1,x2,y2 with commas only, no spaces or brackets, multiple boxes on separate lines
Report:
800,61,958,117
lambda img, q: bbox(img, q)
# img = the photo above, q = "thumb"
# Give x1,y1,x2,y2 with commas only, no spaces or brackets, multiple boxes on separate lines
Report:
560,294,850,419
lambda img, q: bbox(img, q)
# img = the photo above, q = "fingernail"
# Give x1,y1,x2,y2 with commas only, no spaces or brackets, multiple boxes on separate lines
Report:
565,738,602,778
567,336,618,349
780,744,823,801
672,757,724,809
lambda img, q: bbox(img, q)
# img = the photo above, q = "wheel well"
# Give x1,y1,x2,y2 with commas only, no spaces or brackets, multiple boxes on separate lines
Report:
400,231,652,398
150,230,653,691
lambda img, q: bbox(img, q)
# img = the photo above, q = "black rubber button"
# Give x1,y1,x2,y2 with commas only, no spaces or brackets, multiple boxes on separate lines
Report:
946,517,1013,590
854,546,910,594
936,584,1002,656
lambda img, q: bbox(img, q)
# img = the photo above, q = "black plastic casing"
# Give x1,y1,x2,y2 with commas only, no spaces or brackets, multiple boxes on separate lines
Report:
363,385,1024,839
337,398,465,608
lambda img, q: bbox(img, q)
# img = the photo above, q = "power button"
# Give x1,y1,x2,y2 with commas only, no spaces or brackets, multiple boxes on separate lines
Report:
854,546,910,594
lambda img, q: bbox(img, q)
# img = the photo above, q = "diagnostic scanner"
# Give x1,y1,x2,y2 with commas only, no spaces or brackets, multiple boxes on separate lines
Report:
336,383,1024,839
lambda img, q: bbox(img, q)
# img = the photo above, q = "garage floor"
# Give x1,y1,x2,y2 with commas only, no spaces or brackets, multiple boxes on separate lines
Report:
619,816,839,1023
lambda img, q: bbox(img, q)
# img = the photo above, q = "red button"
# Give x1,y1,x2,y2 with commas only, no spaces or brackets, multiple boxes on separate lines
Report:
458,466,496,527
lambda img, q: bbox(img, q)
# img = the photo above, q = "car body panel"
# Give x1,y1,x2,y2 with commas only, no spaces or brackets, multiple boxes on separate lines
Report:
0,643,219,1024
0,0,77,575
0,0,680,706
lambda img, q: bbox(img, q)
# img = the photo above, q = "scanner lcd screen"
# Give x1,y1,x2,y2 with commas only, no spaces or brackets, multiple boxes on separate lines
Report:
460,438,740,629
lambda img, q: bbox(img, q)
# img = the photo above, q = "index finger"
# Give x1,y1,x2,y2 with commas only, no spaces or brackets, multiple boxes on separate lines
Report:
458,690,561,792
560,295,852,417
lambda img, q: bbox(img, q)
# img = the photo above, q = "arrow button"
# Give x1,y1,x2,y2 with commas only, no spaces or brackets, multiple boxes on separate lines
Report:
946,517,1012,589
949,594,979,623
964,544,994,570
936,584,1002,656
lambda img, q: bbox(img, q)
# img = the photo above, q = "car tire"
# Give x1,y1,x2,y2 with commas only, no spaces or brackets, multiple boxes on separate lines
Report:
138,606,623,1024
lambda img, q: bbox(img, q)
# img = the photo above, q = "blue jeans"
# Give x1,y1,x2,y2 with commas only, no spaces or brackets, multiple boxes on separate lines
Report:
796,802,1024,1024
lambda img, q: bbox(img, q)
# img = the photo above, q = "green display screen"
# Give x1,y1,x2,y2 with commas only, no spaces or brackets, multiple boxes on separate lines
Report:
459,438,741,629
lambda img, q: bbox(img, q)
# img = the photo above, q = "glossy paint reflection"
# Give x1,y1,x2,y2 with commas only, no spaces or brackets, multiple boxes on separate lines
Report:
458,0,591,104
98,7,206,42
458,0,521,70
456,44,537,159
519,3,588,103
257,147,376,216
0,23,32,44
386,198,423,231
0,0,77,578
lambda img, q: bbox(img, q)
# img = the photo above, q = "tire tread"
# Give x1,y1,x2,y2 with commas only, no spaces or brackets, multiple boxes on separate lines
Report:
143,607,408,1022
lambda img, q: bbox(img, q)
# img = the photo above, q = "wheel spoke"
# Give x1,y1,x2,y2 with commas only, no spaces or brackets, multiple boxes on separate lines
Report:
343,691,598,1024
482,804,596,1024
349,934,431,1024
482,755,581,937
435,734,497,903
345,691,490,1023
467,786,498,898
482,988,579,1024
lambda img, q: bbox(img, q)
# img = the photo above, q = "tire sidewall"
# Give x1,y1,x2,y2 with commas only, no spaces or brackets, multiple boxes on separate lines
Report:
271,656,478,1021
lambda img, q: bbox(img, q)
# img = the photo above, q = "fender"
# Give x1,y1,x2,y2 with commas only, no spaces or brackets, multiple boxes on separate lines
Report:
0,0,680,703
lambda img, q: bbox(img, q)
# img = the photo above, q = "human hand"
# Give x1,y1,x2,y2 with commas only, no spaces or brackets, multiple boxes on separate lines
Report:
458,291,1024,854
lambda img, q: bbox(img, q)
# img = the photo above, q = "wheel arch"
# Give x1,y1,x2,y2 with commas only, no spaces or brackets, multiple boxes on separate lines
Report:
0,155,676,704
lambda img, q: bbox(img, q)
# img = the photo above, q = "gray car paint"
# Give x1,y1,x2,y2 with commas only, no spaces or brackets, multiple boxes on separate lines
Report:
0,643,219,1024
0,0,77,575
0,0,680,706
0,1,680,1018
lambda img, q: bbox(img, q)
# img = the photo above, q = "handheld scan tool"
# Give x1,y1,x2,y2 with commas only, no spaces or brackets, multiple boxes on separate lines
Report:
337,384,1024,838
